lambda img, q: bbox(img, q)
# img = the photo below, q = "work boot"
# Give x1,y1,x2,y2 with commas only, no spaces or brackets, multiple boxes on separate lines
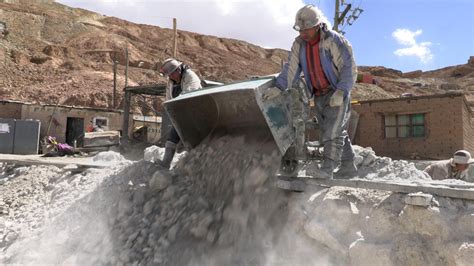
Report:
335,160,358,179
310,159,337,179
157,141,176,170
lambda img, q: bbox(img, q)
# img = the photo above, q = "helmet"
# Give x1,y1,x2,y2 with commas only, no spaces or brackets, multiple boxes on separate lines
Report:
159,58,182,76
293,4,323,31
453,150,473,164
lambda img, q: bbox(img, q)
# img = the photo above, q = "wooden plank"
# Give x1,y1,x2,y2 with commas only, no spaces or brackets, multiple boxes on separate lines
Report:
0,154,108,168
300,178,474,201
422,181,474,189
84,131,120,147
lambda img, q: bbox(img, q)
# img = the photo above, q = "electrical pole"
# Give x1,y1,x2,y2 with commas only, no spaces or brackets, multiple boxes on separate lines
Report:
334,0,340,32
332,0,363,34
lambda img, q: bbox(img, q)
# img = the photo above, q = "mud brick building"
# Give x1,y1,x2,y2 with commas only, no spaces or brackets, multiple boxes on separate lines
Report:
352,92,474,160
0,100,125,146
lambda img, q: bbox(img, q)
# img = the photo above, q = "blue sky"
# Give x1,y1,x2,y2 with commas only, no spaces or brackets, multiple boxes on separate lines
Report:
335,0,474,72
57,0,474,72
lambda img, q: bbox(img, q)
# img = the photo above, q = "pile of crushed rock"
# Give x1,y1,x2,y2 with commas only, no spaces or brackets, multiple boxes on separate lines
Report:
0,152,131,256
2,136,288,265
1,141,473,265
300,145,431,181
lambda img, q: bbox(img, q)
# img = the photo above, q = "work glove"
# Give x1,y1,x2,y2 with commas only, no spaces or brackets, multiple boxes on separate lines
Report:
329,89,344,107
263,87,283,100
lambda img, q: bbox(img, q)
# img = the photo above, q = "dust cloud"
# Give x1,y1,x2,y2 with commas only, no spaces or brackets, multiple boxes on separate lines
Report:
1,138,473,265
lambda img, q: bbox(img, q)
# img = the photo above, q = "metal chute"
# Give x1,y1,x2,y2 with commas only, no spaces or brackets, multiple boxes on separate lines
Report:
163,77,295,155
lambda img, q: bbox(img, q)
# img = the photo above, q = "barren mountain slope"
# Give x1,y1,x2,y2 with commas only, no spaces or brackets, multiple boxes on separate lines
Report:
0,0,473,111
0,1,286,110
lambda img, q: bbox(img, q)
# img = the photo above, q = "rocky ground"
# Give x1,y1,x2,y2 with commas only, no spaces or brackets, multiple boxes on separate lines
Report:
0,137,473,265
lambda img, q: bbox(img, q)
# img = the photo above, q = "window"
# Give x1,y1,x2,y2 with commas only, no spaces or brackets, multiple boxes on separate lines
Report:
93,117,109,130
384,113,425,138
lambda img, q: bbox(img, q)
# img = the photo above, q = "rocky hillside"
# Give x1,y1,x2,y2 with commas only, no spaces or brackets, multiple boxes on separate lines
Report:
358,61,474,104
0,0,286,110
0,0,473,111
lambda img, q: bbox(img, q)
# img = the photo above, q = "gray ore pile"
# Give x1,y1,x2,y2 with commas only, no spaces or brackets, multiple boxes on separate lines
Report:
5,135,289,265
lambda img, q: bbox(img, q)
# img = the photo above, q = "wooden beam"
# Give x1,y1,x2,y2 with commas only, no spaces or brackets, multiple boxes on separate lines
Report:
0,154,108,168
277,175,474,201
304,178,474,201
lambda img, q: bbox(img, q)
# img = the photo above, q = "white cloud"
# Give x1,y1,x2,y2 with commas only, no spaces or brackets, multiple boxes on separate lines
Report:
392,28,433,63
58,0,307,49
392,28,421,46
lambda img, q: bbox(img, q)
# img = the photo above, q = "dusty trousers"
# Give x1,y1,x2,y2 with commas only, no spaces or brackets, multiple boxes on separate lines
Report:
158,141,177,169
314,89,355,166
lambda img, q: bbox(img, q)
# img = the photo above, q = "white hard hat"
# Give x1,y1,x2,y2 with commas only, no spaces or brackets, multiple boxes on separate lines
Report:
293,4,324,31
453,150,473,164
159,58,182,76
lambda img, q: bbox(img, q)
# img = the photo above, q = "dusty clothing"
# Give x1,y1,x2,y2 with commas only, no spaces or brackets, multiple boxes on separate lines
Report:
276,24,357,97
424,160,472,182
180,68,201,93
168,127,180,144
305,34,330,95
167,65,202,145
275,24,357,165
169,65,201,98
314,89,354,162
170,65,202,98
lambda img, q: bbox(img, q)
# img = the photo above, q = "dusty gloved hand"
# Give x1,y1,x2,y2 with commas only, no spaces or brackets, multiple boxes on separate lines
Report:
329,89,344,107
263,87,283,100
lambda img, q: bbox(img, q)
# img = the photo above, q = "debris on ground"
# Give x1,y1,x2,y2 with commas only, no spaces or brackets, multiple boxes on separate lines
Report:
0,143,473,265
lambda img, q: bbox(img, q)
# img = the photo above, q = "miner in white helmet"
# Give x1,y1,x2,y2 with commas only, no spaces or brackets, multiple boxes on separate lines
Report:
158,58,202,169
424,150,474,182
276,4,358,179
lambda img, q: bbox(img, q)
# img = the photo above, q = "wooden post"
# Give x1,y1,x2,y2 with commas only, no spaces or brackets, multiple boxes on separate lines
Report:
122,90,131,143
173,18,177,57
125,47,129,88
160,18,178,144
165,18,178,101
113,53,117,109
